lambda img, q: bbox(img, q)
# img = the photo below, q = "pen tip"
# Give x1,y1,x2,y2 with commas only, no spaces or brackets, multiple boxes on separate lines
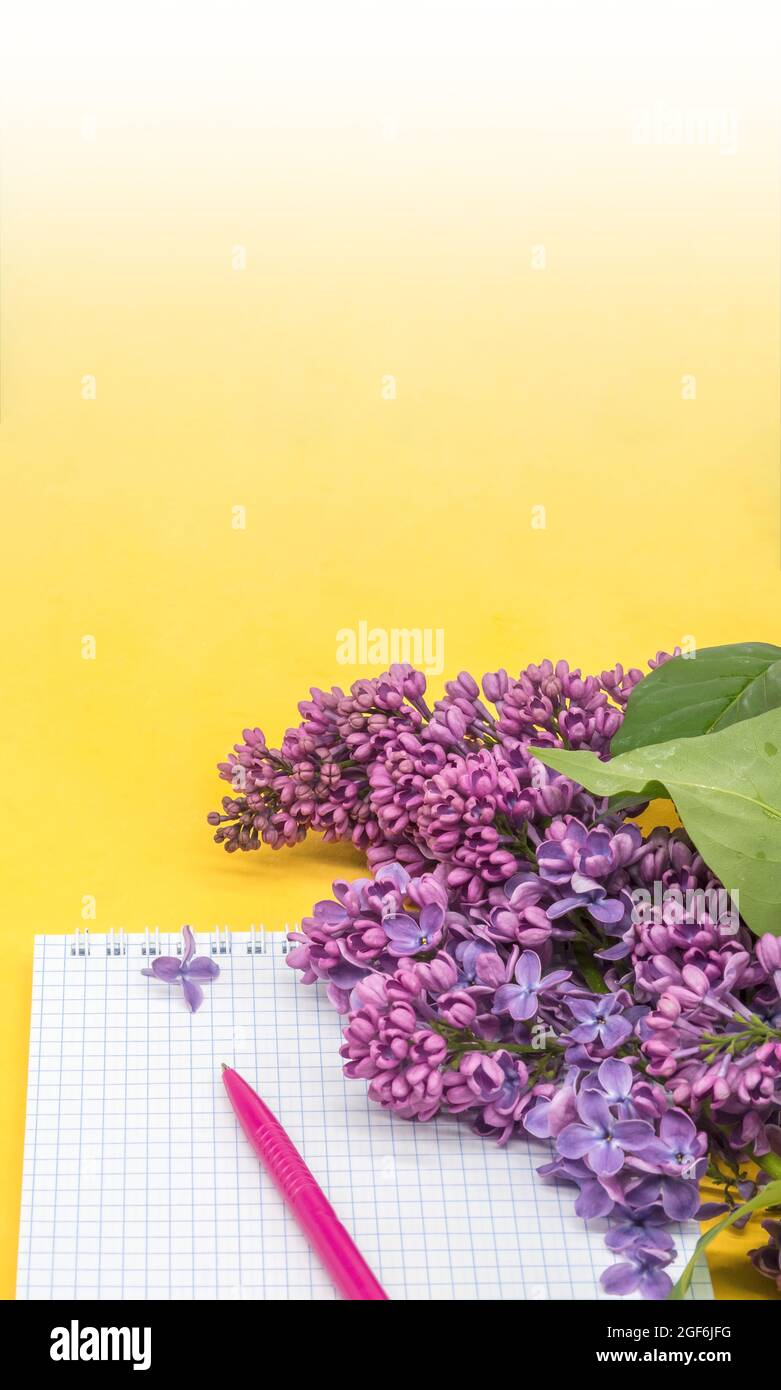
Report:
221,1062,229,1072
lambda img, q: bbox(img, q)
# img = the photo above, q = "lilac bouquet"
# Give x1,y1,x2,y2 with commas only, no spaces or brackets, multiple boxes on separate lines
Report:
209,651,781,1298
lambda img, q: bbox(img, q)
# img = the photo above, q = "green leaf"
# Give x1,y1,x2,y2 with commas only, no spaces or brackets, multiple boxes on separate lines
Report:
612,643,781,755
668,1179,781,1300
574,942,609,994
537,708,781,936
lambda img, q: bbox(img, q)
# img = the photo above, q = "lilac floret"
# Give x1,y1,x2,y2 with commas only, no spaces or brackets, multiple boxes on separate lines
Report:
141,926,219,1013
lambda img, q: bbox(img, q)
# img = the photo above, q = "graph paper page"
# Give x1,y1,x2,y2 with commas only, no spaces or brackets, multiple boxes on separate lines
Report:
17,932,713,1301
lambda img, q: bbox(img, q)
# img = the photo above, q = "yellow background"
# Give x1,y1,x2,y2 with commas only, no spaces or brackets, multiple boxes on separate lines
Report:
1,10,780,1299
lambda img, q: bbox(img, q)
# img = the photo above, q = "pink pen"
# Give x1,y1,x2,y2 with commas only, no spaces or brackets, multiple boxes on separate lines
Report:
221,1064,389,1300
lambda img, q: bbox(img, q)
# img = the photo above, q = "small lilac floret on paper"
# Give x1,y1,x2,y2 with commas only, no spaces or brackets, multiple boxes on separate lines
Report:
142,925,219,1012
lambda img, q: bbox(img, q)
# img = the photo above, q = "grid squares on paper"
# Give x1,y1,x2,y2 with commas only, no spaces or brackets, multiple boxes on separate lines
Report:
17,933,713,1301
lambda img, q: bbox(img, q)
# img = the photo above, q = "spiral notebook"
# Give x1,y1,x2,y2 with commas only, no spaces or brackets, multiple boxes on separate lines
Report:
17,930,713,1301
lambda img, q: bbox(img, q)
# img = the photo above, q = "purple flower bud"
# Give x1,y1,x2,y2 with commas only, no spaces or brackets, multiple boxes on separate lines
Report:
438,990,477,1028
482,669,509,703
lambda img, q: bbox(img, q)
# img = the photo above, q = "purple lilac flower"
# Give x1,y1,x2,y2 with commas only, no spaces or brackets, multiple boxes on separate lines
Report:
484,871,555,948
384,902,446,956
488,659,627,755
601,1250,674,1300
288,826,780,1297
141,926,219,1012
286,862,458,1007
211,653,668,870
416,747,527,902
368,734,446,842
604,1205,675,1256
222,649,781,1299
535,1153,619,1219
340,990,447,1122
445,1051,531,1144
582,1058,636,1116
453,939,505,987
524,1083,579,1138
757,935,781,1012
538,818,641,926
633,1174,705,1222
565,993,633,1052
494,950,571,1021
556,1090,654,1176
640,1108,708,1178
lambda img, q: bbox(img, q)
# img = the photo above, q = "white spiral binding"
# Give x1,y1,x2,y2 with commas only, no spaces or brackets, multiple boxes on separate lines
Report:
68,924,296,956
216,926,232,955
247,924,267,954
141,926,161,957
70,928,135,956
